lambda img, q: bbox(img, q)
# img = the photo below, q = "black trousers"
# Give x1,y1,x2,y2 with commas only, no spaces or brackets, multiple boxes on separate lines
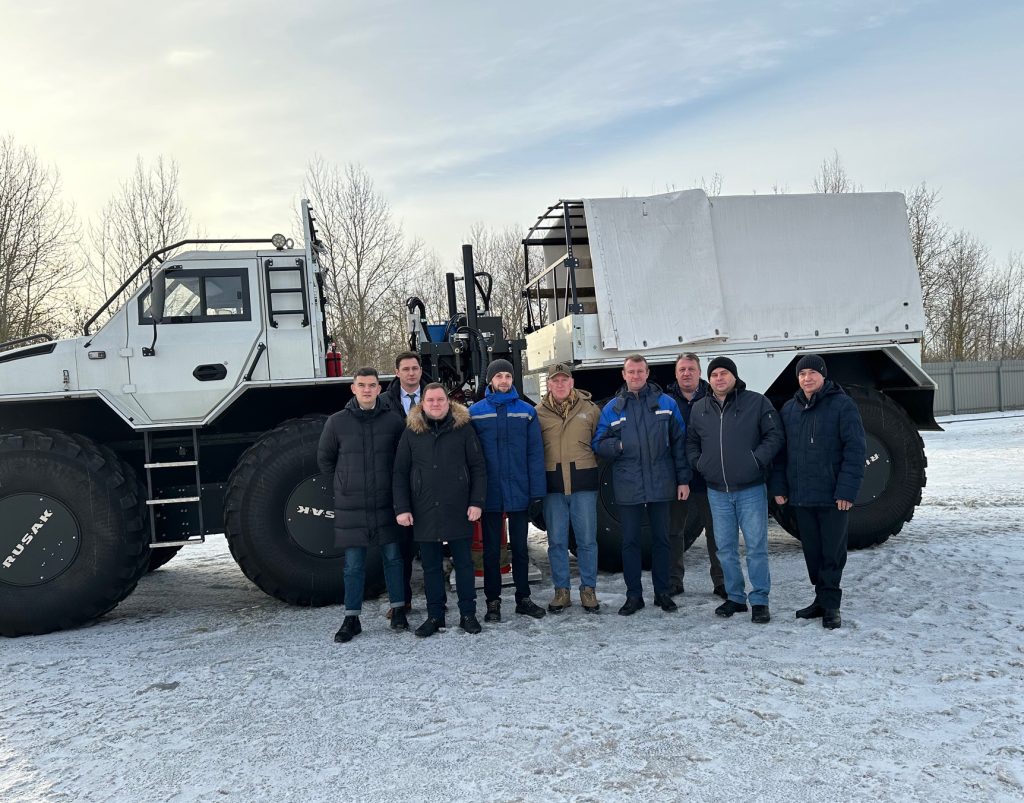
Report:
399,525,415,606
669,492,723,588
793,505,849,609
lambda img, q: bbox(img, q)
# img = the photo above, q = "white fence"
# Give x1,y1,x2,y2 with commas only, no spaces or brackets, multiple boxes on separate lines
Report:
926,360,1024,416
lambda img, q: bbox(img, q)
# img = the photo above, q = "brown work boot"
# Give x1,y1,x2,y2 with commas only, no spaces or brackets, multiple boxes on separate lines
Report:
579,586,600,613
548,588,571,613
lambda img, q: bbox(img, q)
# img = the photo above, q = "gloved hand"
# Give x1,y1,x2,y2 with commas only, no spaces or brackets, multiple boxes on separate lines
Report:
528,497,546,531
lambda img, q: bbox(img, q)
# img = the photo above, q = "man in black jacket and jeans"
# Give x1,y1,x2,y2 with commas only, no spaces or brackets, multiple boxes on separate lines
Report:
686,357,784,623
770,354,865,630
317,367,407,643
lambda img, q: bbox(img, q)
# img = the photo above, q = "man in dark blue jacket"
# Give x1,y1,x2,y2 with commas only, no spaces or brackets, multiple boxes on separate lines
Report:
686,357,784,623
593,355,691,616
770,354,866,630
666,353,725,600
469,359,547,622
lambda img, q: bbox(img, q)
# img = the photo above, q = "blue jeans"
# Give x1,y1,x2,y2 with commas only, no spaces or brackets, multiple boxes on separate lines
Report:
482,510,531,603
707,484,770,606
420,539,476,621
544,491,598,590
617,501,671,599
344,541,404,615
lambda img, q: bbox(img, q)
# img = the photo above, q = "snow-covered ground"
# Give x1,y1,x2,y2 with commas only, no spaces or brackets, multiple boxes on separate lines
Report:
2,414,1023,802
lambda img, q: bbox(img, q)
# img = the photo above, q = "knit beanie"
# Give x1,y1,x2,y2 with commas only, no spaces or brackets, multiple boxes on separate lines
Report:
486,358,515,383
707,356,738,379
795,354,827,378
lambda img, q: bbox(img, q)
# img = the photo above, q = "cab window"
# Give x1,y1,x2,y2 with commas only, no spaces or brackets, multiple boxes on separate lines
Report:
139,268,251,324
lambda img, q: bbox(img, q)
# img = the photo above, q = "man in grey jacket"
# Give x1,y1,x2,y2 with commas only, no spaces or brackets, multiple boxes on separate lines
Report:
685,357,784,623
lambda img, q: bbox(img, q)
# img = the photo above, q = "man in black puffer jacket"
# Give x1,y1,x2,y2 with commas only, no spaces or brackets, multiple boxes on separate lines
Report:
317,367,407,644
686,357,784,624
770,354,866,630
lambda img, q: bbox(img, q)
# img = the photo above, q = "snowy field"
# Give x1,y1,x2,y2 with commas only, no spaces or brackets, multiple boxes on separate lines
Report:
2,413,1023,802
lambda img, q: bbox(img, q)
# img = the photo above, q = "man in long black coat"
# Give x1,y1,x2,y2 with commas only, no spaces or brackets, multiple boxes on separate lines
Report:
771,354,866,630
384,350,429,612
393,383,487,638
317,366,407,643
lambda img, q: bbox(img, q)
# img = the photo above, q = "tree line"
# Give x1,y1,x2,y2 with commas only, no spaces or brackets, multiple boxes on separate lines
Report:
812,151,1023,362
1,136,1020,366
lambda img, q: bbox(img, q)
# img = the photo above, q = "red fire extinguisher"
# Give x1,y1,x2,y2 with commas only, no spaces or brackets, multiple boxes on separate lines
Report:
325,343,343,377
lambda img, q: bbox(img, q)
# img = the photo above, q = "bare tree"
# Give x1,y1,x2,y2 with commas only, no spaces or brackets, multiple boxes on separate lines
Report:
405,250,450,326
303,158,424,369
813,150,861,194
86,155,192,307
982,253,1024,359
927,231,992,360
904,182,950,356
0,137,80,344
460,223,543,339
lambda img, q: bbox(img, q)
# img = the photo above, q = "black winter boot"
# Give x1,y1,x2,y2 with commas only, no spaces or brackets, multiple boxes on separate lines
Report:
484,599,502,623
333,616,362,643
390,607,409,631
415,617,446,638
618,597,645,616
796,603,824,619
751,605,771,624
459,614,482,634
715,600,748,618
653,593,678,612
822,609,842,629
515,598,546,619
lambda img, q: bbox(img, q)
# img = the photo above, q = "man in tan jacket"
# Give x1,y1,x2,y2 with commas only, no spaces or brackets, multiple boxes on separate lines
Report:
535,363,602,613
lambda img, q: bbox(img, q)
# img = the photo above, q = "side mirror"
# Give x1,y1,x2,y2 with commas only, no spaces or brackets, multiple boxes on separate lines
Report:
150,268,166,324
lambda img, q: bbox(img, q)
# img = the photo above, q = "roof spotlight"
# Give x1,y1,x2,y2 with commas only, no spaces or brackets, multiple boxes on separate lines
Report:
271,233,287,250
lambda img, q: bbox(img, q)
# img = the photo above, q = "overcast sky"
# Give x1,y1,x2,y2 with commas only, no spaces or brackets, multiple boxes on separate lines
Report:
1,0,1020,269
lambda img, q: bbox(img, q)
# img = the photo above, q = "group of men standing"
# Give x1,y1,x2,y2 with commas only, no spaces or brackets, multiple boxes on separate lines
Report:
317,348,866,643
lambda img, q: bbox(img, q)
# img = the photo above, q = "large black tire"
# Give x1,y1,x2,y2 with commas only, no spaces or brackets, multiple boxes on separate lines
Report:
71,437,169,573
771,387,927,550
0,429,149,636
224,416,384,606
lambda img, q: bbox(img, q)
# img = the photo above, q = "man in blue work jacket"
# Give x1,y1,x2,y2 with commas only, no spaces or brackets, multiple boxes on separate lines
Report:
593,354,691,616
470,359,547,622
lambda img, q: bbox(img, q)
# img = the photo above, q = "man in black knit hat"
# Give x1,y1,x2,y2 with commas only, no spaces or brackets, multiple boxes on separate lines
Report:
686,356,784,623
469,358,547,622
770,354,866,630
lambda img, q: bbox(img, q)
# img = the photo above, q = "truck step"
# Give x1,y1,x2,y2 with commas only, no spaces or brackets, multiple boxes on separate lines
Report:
144,460,199,468
150,535,206,547
146,496,201,505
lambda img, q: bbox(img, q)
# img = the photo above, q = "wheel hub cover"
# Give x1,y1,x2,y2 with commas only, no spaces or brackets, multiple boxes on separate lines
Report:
0,494,81,587
284,474,344,558
857,433,893,505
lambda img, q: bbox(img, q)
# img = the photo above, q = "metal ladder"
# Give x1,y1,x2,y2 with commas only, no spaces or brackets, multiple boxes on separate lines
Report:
265,257,310,328
144,429,205,548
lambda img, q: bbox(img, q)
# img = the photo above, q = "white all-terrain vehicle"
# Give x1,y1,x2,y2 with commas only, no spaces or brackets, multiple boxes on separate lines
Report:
0,190,935,635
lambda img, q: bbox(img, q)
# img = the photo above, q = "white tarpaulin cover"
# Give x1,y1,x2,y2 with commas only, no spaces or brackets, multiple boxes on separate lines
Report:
584,190,727,350
582,190,925,351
